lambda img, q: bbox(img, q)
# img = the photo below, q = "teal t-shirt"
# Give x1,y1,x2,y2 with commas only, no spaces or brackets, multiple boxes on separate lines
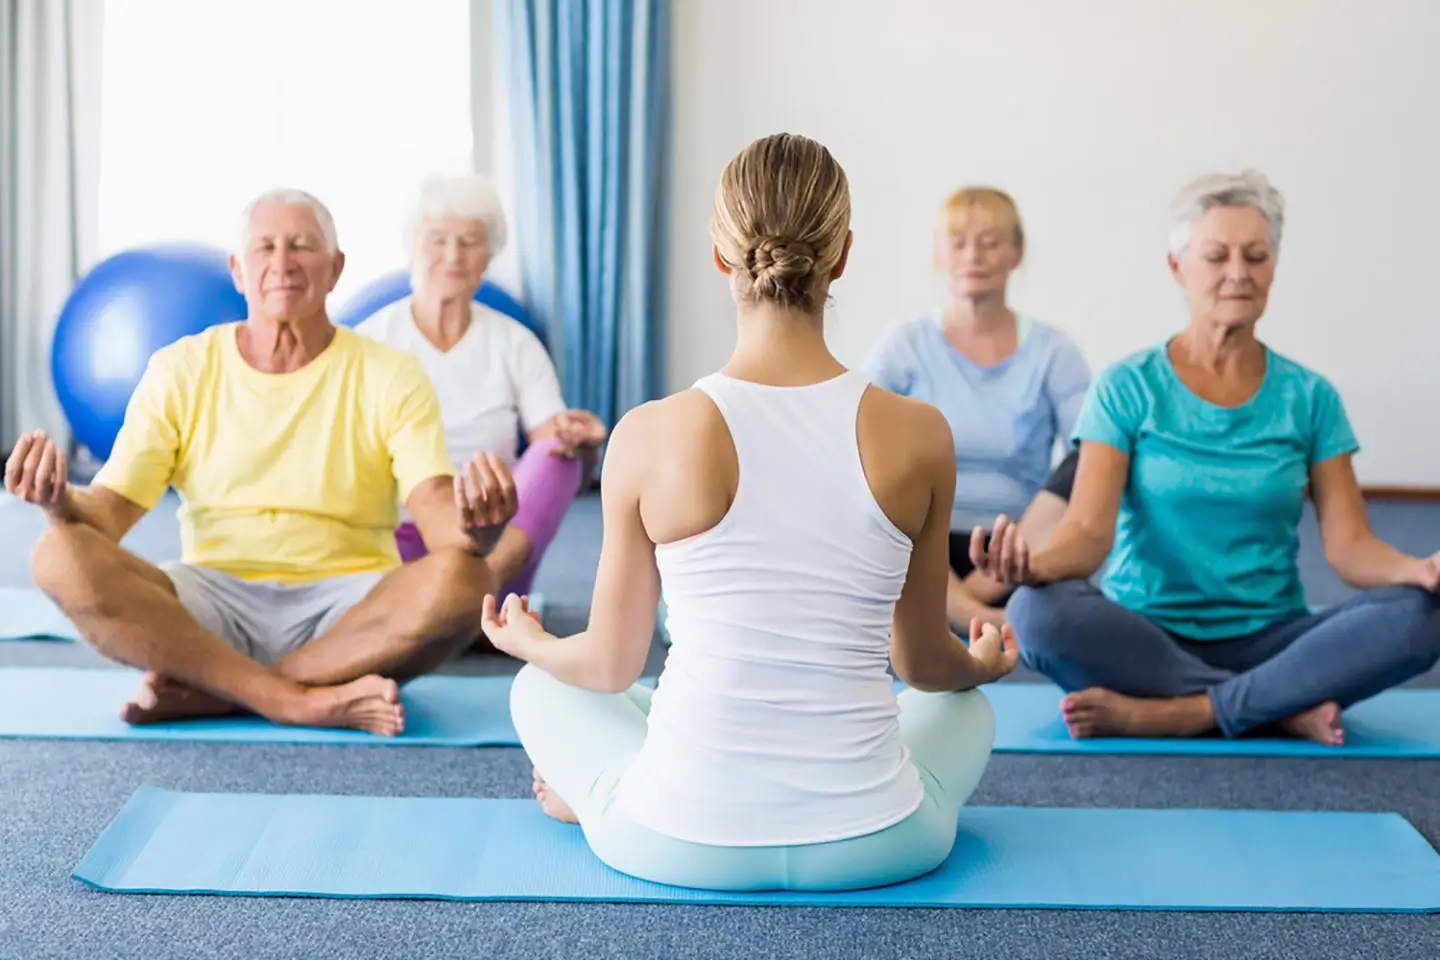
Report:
1074,342,1359,640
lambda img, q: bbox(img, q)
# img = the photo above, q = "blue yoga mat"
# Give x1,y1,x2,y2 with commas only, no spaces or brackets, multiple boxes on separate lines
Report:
979,682,1440,758
73,786,1440,912
0,587,83,641
5,666,1440,756
0,668,516,746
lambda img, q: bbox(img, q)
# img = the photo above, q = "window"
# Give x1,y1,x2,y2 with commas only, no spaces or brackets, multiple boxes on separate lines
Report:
96,0,474,310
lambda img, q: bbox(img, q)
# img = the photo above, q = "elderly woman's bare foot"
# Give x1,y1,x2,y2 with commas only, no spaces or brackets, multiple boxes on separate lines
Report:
1061,688,1216,739
532,767,578,824
1278,701,1344,746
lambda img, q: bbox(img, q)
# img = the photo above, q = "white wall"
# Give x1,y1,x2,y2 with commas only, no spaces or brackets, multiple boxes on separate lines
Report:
667,0,1440,486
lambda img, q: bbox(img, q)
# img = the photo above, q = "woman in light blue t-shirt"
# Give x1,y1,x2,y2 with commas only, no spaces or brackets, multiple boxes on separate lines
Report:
866,187,1090,630
976,170,1440,747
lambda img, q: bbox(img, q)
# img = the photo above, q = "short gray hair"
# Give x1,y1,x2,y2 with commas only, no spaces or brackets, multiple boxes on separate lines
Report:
236,187,340,254
1167,169,1285,258
406,174,508,257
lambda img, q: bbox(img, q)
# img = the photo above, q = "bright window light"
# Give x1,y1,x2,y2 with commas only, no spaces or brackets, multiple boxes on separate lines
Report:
96,0,473,310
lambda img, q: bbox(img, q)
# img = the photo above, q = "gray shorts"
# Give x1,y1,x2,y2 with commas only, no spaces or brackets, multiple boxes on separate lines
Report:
161,562,385,665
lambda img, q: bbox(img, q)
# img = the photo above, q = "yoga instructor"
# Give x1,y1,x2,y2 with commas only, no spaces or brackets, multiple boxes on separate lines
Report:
484,133,1016,893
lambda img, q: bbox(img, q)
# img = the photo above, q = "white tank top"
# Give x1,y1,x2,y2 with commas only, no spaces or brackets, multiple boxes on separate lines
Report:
611,370,924,846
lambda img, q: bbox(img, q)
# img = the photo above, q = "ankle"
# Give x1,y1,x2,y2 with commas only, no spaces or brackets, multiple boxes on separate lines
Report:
252,676,312,723
1164,693,1217,735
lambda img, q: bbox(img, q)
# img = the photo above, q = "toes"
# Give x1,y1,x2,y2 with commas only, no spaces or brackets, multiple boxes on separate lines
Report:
368,716,401,737
352,700,405,737
380,704,404,736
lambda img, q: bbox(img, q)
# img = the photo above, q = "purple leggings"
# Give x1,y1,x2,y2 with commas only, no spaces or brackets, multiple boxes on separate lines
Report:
395,436,585,600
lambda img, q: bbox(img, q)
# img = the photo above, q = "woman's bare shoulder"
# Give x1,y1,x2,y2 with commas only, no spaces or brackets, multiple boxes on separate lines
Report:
860,384,955,465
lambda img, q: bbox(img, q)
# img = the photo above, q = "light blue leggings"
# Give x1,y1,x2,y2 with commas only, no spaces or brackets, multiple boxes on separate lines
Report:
509,665,996,892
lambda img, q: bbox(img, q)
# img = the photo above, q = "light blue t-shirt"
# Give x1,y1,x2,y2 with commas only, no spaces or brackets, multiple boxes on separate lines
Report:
1075,342,1359,640
866,313,1091,531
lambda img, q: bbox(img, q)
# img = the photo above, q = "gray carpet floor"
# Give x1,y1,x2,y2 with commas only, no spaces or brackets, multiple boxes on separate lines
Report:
2,492,1438,959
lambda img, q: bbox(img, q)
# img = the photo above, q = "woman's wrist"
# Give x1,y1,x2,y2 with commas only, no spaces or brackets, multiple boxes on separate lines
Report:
1392,553,1435,589
1026,548,1056,586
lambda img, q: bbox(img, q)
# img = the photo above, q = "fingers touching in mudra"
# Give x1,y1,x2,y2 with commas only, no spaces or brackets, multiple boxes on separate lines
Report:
480,593,547,657
4,431,68,510
969,514,1032,585
967,615,1020,684
549,410,608,458
453,451,518,554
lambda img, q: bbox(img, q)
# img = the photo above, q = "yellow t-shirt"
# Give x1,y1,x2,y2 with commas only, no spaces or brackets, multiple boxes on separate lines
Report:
92,323,454,583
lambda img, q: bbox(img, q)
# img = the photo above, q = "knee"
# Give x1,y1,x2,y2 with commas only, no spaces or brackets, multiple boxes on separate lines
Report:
387,547,494,643
29,524,98,606
1002,584,1050,635
899,687,995,810
510,662,555,704
1384,586,1440,671
510,443,585,524
1004,581,1085,662
522,435,569,460
953,687,995,740
508,663,568,744
420,547,495,608
953,688,996,754
900,686,996,751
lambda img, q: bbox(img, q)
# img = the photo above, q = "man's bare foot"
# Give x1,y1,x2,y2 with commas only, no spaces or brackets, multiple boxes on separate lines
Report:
121,672,238,725
1278,701,1344,746
287,676,406,737
1061,688,1216,739
532,767,578,824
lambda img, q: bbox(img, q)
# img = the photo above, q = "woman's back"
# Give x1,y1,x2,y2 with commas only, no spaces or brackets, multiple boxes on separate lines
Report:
498,132,1014,893
611,366,943,846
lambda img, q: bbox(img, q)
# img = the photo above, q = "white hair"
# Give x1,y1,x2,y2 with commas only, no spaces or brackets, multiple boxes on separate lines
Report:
235,187,340,255
406,174,508,258
1167,169,1285,258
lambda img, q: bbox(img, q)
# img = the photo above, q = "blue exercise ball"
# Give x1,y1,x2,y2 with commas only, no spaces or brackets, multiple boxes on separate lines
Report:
333,269,543,345
51,244,247,461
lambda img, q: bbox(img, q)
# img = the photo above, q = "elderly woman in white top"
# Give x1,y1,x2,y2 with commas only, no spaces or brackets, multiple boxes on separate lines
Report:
356,175,606,626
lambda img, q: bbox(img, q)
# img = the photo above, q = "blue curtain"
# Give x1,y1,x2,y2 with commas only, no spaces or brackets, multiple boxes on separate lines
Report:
497,0,670,432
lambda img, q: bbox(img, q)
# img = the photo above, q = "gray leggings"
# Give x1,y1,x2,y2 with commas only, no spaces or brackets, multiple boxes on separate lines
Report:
1005,580,1440,736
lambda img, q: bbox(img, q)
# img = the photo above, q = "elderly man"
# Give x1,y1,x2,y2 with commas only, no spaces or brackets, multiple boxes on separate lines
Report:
4,188,516,736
